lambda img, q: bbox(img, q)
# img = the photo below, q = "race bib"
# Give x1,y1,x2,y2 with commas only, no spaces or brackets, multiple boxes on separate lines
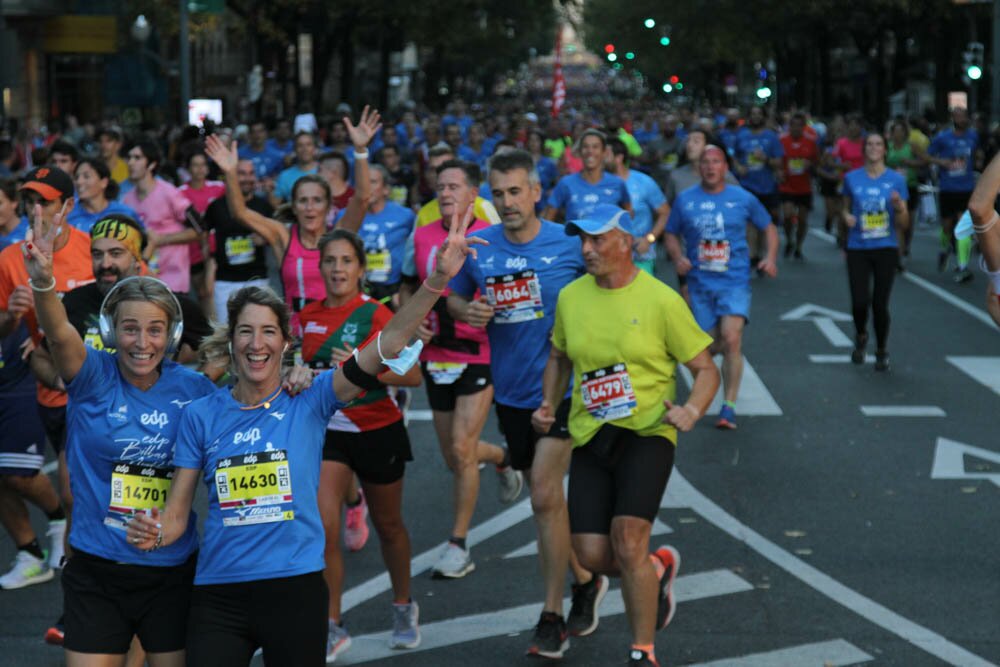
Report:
485,270,544,324
225,236,255,265
698,239,731,272
581,364,638,421
106,462,172,528
661,153,678,170
366,249,392,283
747,152,765,170
788,158,806,175
214,450,294,527
860,210,890,239
425,361,467,385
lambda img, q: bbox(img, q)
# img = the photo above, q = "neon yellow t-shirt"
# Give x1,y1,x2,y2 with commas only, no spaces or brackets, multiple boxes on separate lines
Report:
416,196,500,228
109,157,129,185
552,271,712,447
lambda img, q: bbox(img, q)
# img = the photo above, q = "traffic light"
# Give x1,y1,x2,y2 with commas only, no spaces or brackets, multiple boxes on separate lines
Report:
604,43,615,54
964,42,984,81
662,83,673,93
644,18,656,29
607,52,617,62
625,51,635,60
669,75,679,85
660,36,670,46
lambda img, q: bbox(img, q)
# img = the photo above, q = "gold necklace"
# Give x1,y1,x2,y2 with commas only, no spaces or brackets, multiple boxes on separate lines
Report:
235,385,283,411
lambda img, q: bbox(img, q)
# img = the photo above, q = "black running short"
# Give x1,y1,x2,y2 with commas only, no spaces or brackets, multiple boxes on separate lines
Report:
568,426,675,535
323,419,413,484
62,550,196,654
750,190,780,213
939,191,971,221
421,362,492,411
186,571,328,667
366,281,401,306
38,404,67,455
495,399,571,471
779,192,813,210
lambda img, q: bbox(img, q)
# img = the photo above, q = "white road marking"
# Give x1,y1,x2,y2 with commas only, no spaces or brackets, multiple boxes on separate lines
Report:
812,317,854,347
809,228,997,329
502,518,672,560
342,497,533,613
405,409,433,421
679,356,782,416
780,303,853,322
860,405,947,417
668,470,996,667
931,437,1000,488
339,569,753,664
689,638,872,667
946,356,1000,397
809,354,876,363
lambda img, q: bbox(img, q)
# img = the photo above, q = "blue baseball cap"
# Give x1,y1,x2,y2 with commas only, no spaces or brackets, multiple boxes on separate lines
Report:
565,204,635,237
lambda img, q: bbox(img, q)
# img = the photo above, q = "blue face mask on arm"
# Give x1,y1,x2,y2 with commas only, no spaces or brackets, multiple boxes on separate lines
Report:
375,332,423,375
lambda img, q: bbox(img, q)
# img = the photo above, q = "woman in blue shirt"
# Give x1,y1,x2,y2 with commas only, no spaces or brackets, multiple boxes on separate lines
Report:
126,205,483,667
23,212,216,666
842,132,910,371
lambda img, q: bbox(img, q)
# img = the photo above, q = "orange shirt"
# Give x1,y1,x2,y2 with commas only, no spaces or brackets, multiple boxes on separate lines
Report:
0,226,95,406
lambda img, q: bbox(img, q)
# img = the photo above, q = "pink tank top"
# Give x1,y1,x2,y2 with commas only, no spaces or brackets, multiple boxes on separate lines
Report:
280,226,324,312
412,218,490,364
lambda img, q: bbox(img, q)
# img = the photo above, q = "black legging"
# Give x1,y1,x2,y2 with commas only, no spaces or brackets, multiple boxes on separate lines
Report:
846,247,898,350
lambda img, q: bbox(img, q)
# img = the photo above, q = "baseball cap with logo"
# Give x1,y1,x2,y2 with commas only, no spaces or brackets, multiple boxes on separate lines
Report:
565,204,636,237
20,166,74,201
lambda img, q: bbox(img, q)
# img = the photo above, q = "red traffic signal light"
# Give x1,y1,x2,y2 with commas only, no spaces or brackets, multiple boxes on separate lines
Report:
604,43,615,53
669,75,679,84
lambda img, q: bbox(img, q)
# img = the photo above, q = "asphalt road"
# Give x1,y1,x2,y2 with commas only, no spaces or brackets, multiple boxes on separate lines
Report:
2,204,998,666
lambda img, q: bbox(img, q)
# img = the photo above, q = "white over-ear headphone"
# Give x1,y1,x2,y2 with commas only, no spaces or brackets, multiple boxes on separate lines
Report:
98,276,184,355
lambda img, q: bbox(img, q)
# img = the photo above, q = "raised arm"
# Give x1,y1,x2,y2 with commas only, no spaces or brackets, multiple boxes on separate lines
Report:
21,205,87,382
333,203,485,402
206,134,289,253
336,106,382,233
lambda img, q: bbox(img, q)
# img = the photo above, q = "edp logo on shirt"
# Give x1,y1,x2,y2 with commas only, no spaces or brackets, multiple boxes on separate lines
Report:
234,427,262,446
140,411,169,428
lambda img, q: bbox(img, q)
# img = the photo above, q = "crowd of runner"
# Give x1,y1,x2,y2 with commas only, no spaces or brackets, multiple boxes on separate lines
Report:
1,95,999,667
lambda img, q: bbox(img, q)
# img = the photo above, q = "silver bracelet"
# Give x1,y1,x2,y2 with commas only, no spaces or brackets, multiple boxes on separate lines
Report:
973,211,999,234
28,277,57,292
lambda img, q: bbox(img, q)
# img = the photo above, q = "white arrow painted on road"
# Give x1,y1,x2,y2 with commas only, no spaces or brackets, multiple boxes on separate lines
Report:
781,303,854,348
690,639,873,667
679,356,783,416
502,518,673,560
931,437,1000,488
946,356,1000,398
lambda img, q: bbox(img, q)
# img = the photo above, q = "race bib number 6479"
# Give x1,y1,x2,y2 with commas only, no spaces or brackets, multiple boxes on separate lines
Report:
580,363,638,422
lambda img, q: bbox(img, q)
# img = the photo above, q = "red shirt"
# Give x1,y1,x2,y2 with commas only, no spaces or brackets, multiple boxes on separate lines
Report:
779,135,819,195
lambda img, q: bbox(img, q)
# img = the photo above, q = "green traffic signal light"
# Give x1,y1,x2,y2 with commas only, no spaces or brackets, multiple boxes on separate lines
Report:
644,18,656,29
968,65,983,80
660,36,670,46
625,52,635,60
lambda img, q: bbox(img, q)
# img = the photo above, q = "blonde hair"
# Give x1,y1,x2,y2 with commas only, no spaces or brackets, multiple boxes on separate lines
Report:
103,277,181,330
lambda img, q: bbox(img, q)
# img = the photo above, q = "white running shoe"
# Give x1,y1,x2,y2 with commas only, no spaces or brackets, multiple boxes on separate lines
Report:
496,465,524,504
47,519,67,570
390,600,421,649
326,620,352,663
0,551,54,590
432,543,475,579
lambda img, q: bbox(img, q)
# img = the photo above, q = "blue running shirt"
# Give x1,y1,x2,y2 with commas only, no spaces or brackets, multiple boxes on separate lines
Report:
929,128,979,192
65,351,216,565
843,167,908,251
666,184,772,285
734,128,783,195
450,221,585,407
173,370,344,585
547,172,630,220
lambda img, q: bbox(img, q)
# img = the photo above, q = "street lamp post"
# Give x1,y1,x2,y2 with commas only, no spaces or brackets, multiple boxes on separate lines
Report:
179,0,191,123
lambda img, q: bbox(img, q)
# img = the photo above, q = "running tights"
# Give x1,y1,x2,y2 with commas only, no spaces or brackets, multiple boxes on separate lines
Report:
846,248,897,350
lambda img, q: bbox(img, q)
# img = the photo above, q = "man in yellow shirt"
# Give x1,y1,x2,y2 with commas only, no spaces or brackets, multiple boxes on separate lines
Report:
98,127,128,185
532,204,719,667
415,145,499,227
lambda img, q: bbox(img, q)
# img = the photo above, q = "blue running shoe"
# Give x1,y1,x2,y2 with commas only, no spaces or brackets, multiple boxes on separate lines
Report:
716,404,737,430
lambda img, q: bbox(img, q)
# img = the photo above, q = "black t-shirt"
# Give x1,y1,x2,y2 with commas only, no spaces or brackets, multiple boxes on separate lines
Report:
61,282,212,354
203,196,273,282
386,166,416,207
